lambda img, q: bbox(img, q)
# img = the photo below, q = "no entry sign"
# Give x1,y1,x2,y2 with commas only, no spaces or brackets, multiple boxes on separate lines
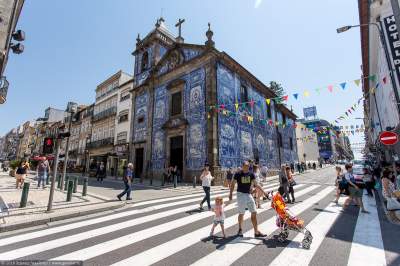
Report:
379,131,399,145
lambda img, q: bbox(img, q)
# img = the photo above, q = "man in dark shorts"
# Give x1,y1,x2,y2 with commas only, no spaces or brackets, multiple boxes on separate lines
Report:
229,161,267,238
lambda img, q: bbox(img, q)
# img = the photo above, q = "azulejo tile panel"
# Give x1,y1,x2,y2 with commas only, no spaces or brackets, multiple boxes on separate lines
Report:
151,67,207,170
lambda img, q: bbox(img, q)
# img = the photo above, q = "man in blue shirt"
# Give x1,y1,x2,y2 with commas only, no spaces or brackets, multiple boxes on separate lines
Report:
117,163,134,201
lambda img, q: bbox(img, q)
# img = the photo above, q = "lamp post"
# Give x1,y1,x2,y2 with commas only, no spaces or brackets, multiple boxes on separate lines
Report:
337,23,400,117
60,105,77,190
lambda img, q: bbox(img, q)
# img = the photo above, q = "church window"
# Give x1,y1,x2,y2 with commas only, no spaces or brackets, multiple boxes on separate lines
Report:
240,84,249,103
141,51,149,71
171,91,182,116
267,104,272,119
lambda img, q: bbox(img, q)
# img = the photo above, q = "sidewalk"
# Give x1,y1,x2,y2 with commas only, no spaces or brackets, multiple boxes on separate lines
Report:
0,171,124,232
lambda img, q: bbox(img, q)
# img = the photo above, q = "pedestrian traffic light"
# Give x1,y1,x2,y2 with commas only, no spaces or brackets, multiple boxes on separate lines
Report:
43,137,54,154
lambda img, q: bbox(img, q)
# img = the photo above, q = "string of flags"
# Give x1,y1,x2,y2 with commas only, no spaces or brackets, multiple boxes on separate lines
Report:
207,72,386,112
334,97,364,123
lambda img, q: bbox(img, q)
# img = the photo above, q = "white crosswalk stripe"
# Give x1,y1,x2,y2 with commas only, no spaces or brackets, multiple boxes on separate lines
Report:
0,182,390,266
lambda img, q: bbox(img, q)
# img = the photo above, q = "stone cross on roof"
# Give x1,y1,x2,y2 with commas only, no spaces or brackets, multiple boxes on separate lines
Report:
175,18,185,43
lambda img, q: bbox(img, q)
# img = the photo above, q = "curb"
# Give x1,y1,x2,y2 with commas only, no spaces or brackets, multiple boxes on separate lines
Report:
0,202,125,233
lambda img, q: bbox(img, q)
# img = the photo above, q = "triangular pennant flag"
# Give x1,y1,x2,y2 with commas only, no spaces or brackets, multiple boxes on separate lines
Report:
282,95,289,101
220,104,225,109
383,76,387,84
370,87,375,94
242,103,247,108
266,98,271,105
304,91,310,97
345,112,348,116
235,102,239,111
315,88,321,94
376,82,380,89
354,79,361,86
293,93,299,100
250,100,255,108
340,82,347,90
369,75,376,82
328,85,333,93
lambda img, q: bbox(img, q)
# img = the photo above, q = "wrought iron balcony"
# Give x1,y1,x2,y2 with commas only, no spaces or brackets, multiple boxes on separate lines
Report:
92,106,117,122
86,137,114,149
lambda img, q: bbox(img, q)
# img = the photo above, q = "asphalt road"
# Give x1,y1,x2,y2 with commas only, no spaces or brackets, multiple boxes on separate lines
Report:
0,166,399,266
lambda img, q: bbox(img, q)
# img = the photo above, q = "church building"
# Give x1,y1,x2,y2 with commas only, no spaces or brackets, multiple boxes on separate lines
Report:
129,18,298,182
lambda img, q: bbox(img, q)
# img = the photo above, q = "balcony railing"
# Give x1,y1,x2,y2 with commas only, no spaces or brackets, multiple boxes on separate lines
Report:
92,106,117,122
86,137,114,149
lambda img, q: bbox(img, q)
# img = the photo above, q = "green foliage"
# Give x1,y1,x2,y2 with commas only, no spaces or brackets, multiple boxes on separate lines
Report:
269,81,286,98
10,160,21,170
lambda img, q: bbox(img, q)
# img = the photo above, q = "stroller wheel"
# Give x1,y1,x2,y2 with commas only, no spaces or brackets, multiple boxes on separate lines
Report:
278,231,288,243
302,238,312,249
282,230,289,239
305,230,313,241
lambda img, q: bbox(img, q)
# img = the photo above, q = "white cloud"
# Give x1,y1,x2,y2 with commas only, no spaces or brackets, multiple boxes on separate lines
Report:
254,0,263,8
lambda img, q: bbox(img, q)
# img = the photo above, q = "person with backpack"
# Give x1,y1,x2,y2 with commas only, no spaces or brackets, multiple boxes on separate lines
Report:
117,163,134,201
37,158,50,189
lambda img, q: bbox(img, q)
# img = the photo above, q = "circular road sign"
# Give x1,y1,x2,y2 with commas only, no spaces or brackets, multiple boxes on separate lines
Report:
379,131,399,146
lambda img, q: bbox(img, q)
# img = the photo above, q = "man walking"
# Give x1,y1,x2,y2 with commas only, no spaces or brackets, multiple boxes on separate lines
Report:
117,163,134,201
37,157,49,189
96,162,106,182
229,161,267,238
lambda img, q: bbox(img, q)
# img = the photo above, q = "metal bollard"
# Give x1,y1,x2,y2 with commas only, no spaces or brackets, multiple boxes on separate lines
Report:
64,176,70,191
150,177,153,186
46,174,50,185
57,174,61,189
82,177,88,196
19,182,30,208
73,177,78,193
161,175,165,187
66,180,73,202
174,175,177,188
193,176,196,188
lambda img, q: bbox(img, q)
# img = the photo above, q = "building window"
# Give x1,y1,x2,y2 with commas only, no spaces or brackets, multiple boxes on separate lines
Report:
137,116,145,124
240,84,249,103
290,137,293,150
120,91,130,102
282,114,287,125
267,104,272,119
118,110,129,123
117,132,127,144
141,51,149,71
171,91,182,116
278,132,283,148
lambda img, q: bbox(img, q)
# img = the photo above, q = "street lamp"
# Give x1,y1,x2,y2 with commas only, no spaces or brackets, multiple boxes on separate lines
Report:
336,22,400,119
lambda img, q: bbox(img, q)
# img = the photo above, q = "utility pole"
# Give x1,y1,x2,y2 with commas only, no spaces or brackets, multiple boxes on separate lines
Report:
47,137,61,212
60,111,74,190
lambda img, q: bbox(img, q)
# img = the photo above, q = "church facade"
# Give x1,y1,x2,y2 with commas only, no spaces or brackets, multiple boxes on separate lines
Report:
129,18,298,182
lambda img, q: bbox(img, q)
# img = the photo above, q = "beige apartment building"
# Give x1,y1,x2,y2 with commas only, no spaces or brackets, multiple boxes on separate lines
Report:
296,123,320,163
87,70,132,176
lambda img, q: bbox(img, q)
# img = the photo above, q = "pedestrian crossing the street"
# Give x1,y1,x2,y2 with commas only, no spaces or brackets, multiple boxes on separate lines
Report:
0,182,390,266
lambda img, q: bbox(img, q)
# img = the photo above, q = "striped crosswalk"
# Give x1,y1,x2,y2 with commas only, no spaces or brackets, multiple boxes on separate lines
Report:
0,181,390,266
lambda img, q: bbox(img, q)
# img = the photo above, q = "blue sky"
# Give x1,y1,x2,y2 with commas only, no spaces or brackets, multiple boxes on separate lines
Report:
1,0,364,153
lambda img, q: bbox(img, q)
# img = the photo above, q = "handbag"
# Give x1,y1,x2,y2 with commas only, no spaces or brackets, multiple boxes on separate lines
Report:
289,179,297,186
387,197,400,211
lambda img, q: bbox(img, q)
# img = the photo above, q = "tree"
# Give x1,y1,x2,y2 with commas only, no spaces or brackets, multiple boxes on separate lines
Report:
269,81,286,98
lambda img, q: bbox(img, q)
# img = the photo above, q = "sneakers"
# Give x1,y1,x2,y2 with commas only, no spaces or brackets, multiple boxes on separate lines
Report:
117,195,122,201
126,197,132,200
237,229,243,237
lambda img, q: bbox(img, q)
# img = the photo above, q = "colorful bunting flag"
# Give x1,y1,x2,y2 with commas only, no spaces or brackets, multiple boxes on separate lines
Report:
266,98,271,105
383,76,387,84
293,93,299,100
235,102,239,111
282,95,289,101
304,91,310,97
354,79,361,86
369,75,376,82
328,85,333,93
340,82,347,90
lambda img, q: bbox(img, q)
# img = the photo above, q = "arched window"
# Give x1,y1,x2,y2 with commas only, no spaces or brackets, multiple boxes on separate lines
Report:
141,51,149,71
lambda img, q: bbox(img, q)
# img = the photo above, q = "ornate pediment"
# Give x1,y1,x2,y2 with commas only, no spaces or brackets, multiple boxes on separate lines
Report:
155,45,205,76
162,116,189,130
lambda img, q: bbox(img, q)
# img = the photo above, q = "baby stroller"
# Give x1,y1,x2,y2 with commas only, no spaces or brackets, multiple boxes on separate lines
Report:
270,192,313,249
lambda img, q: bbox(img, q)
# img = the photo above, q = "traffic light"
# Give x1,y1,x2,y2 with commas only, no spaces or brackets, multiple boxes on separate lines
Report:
43,137,54,154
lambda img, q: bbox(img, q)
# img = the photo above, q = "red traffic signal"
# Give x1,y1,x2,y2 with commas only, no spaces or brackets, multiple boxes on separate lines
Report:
43,137,54,154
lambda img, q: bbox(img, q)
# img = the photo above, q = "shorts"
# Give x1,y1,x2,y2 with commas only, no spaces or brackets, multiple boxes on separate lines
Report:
213,220,224,225
349,187,363,198
237,192,257,214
